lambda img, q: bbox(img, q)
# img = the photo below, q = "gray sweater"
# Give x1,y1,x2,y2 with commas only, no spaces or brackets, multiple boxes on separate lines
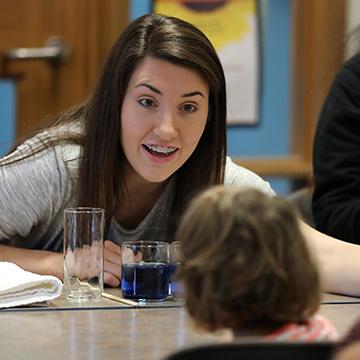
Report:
0,137,274,252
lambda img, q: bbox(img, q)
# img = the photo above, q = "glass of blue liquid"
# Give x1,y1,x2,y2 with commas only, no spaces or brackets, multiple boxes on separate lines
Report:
170,241,184,300
121,241,170,302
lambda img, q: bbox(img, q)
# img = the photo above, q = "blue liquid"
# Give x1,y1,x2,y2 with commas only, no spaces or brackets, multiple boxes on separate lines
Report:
121,262,170,301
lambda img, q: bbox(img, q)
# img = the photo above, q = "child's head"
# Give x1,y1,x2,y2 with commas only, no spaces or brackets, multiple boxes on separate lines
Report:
176,186,321,333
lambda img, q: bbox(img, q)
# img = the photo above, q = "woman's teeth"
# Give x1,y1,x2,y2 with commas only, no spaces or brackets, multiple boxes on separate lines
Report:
145,144,177,155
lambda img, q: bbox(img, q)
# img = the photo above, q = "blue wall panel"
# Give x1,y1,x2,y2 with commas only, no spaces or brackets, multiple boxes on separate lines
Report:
228,0,290,157
0,80,15,157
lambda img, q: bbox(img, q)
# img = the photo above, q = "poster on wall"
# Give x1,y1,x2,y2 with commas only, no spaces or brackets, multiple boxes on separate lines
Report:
153,0,260,125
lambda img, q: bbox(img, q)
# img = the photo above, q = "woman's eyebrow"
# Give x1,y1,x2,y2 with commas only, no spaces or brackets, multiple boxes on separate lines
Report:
135,83,162,95
135,83,205,98
182,91,204,98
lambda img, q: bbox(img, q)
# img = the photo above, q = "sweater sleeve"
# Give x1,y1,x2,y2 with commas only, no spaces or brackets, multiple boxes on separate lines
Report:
312,54,360,244
224,157,275,196
0,143,75,244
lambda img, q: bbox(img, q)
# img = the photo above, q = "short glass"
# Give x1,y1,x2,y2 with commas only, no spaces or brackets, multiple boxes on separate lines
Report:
170,241,184,300
121,241,170,302
63,207,105,300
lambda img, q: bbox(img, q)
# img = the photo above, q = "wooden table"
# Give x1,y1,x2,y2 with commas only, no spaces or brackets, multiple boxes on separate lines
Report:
1,291,359,360
321,293,360,337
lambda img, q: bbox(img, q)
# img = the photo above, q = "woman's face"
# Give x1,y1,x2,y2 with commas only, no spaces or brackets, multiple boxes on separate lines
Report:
121,56,209,184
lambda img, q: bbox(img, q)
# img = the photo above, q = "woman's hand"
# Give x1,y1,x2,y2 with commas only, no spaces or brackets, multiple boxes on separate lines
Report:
103,240,122,287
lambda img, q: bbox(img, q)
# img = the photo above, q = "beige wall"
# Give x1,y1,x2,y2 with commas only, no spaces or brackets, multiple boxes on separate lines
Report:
346,0,360,58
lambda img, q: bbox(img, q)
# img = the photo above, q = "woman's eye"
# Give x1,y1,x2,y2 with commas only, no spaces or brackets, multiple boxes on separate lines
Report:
180,103,198,113
138,98,156,108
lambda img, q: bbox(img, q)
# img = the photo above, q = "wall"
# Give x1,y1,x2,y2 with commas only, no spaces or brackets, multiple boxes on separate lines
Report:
346,0,360,59
347,0,360,32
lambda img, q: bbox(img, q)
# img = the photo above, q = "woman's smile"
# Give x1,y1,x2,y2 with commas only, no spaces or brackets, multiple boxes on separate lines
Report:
142,144,179,164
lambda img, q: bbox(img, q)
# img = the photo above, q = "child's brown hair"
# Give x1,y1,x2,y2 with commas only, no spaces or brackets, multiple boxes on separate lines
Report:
176,187,321,332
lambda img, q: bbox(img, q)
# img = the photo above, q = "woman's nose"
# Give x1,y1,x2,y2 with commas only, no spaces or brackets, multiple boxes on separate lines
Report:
153,111,178,140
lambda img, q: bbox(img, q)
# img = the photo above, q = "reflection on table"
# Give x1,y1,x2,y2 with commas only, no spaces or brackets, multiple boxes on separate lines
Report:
0,292,360,360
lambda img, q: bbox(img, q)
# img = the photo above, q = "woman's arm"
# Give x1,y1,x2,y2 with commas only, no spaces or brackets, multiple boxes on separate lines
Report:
0,244,63,279
301,221,360,296
0,241,122,287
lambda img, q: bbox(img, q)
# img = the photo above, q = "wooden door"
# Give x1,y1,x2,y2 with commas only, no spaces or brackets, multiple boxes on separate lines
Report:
0,0,129,140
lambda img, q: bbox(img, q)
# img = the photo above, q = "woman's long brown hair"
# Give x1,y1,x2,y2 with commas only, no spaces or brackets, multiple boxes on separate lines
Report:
79,14,227,235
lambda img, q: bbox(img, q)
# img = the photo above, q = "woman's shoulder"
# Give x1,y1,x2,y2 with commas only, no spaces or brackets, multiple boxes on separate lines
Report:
224,157,275,196
0,129,81,243
0,125,81,205
1,122,82,165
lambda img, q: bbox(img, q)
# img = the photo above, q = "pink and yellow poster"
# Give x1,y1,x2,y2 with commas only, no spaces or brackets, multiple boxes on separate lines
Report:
154,0,260,124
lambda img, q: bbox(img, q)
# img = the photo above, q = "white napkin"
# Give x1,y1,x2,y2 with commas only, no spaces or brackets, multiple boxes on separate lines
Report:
0,262,63,308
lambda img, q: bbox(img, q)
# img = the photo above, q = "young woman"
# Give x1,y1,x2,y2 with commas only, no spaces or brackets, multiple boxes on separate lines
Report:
0,14,359,295
177,187,337,341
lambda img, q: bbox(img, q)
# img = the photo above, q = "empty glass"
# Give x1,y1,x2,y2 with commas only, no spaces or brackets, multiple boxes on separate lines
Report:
63,207,105,300
170,241,184,300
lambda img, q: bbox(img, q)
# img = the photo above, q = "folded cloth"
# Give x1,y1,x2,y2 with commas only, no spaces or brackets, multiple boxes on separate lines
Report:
0,262,63,308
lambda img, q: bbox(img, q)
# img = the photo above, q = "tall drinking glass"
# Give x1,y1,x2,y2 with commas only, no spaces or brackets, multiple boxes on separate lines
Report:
63,207,105,300
121,241,170,302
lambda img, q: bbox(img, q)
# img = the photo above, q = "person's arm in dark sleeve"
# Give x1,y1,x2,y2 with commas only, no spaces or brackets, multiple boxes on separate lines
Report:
313,54,360,244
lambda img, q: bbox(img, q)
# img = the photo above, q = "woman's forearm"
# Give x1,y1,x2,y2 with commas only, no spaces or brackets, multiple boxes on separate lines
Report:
301,221,360,296
0,244,64,280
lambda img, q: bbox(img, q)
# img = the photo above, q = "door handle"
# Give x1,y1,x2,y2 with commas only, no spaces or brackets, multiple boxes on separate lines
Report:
4,36,71,65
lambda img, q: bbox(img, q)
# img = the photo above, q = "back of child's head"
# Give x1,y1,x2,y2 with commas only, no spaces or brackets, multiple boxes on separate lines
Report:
176,186,321,332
